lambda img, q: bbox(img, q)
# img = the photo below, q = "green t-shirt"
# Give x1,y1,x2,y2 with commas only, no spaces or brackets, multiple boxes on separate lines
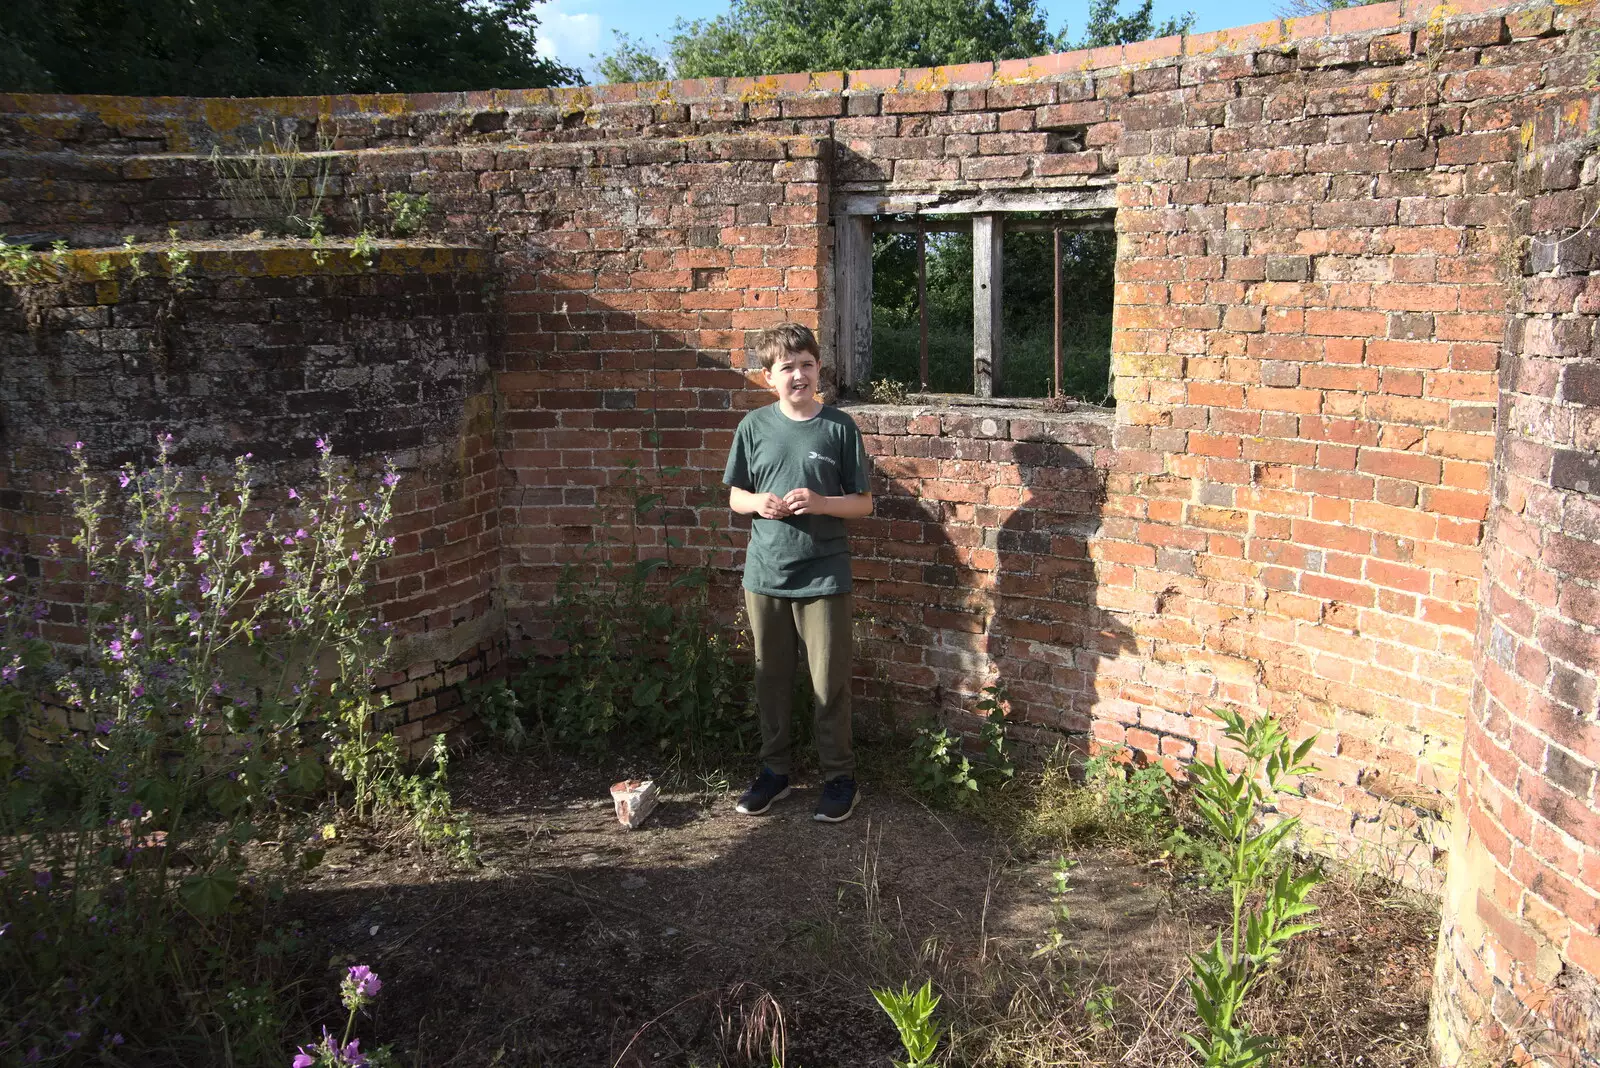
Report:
723,403,871,597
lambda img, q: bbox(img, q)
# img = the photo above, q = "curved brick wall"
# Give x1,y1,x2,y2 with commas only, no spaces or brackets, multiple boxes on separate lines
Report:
1431,93,1600,1064
0,244,503,750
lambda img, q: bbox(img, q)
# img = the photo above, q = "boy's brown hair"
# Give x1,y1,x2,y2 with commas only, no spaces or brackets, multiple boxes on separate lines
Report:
755,323,820,370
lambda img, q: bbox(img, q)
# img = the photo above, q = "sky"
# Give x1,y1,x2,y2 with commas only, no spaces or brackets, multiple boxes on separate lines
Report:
533,0,1286,83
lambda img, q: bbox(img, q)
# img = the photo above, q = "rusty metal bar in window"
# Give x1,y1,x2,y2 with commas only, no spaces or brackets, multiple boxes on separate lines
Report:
1053,224,1062,400
917,217,929,393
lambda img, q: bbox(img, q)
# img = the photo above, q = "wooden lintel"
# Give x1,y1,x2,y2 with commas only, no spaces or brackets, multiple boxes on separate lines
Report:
872,217,1114,234
840,186,1116,217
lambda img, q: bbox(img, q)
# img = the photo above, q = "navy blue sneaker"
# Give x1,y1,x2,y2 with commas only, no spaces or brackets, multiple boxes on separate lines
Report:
813,776,858,823
735,769,790,815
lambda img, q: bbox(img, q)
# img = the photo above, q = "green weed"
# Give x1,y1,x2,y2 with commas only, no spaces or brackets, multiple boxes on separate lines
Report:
350,229,378,267
871,979,942,1068
909,682,1015,807
1183,707,1322,1067
1083,745,1174,838
383,191,431,236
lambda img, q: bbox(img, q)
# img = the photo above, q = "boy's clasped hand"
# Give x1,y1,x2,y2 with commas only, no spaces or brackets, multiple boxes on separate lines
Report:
752,488,825,519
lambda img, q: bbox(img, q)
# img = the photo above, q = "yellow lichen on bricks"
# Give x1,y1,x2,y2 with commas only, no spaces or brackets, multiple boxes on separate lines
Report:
911,67,950,92
991,64,1043,85
738,77,780,104
554,86,594,118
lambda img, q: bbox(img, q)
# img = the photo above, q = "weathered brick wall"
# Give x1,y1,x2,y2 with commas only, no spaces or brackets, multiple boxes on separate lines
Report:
848,405,1116,738
0,244,503,748
489,134,829,647
1431,90,1600,1065
4,9,1600,1057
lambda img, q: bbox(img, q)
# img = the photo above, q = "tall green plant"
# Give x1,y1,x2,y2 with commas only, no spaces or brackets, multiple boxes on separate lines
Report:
1183,708,1321,1067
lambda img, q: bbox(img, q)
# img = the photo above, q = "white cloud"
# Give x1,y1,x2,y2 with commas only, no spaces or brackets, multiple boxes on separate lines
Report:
535,0,606,74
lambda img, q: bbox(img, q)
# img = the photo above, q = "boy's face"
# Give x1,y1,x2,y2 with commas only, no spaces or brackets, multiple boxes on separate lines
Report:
765,348,818,404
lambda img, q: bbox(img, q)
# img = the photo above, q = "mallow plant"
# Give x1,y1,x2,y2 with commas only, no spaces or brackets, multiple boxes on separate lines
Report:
0,435,453,1064
291,964,395,1067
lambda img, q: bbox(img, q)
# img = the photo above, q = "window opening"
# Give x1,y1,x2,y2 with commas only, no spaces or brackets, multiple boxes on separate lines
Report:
871,215,973,394
1000,218,1115,402
860,211,1113,403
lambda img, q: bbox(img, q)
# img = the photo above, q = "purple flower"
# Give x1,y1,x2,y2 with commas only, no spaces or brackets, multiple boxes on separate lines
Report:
118,473,131,488
34,871,51,889
288,488,298,499
292,1052,315,1068
241,540,254,557
108,640,124,661
198,575,212,595
129,802,144,819
143,574,155,588
347,965,381,999
350,552,360,563
260,562,275,578
95,719,113,734
382,472,399,487
131,684,144,698
315,437,327,451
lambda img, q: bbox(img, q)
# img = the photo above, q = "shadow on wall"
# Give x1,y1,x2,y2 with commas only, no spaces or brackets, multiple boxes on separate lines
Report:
849,404,1137,768
993,416,1141,764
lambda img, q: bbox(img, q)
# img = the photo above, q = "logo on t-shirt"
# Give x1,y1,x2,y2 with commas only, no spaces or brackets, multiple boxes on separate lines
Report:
807,450,837,467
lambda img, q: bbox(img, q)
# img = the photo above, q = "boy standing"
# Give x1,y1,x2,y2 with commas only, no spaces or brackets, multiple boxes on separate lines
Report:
723,324,873,822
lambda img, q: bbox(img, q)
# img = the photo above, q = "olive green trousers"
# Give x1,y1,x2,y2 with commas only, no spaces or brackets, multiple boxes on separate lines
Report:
744,590,854,781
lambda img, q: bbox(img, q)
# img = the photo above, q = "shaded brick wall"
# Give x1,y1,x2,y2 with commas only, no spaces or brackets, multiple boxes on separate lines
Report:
1431,91,1600,1065
0,245,503,747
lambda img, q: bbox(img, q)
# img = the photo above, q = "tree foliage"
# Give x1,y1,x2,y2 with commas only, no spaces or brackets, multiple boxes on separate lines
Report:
662,0,1065,80
0,0,580,96
1071,0,1194,49
595,32,670,86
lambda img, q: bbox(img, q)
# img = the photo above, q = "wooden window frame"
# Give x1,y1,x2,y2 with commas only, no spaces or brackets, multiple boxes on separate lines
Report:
831,189,1116,400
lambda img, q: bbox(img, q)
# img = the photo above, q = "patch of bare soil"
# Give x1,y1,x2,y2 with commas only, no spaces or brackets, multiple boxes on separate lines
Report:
286,748,1437,1067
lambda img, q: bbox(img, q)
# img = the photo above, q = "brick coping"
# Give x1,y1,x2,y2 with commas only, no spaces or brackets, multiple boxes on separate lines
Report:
12,242,488,282
0,0,1574,122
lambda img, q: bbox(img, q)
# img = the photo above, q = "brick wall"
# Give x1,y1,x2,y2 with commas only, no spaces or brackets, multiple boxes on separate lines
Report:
1431,90,1600,1065
0,244,503,750
4,3,1600,1058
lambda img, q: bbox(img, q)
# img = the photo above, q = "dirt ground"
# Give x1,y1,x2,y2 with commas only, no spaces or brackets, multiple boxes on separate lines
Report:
287,748,1439,1067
